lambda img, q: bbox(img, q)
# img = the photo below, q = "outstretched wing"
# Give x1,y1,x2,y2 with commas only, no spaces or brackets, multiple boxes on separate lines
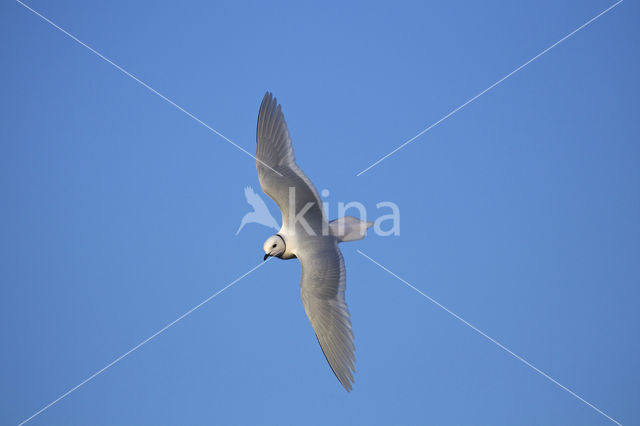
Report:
256,92,325,234
298,239,355,391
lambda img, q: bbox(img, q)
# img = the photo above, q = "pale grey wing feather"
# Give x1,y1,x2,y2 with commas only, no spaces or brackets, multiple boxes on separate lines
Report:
256,93,295,167
298,240,355,391
256,92,325,233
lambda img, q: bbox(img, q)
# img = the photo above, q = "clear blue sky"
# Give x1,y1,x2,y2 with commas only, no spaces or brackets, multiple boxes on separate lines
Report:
1,1,638,425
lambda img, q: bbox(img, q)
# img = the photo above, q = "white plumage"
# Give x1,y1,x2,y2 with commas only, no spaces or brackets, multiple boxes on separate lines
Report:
256,92,371,391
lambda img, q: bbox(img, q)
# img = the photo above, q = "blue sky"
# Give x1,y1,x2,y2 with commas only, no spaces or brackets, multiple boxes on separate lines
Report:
1,0,639,424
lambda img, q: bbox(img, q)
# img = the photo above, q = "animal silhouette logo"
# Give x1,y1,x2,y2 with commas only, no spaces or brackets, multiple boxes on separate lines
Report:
236,186,280,235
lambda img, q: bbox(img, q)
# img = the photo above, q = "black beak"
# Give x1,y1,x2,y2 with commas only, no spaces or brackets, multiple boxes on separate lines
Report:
263,253,269,261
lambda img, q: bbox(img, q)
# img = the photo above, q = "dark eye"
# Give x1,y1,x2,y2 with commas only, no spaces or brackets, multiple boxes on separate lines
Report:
272,244,277,248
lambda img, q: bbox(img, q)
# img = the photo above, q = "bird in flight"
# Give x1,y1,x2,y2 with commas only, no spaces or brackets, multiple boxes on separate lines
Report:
256,92,372,391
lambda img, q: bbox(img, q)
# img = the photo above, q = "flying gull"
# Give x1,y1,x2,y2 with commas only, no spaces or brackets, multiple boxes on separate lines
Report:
257,92,372,391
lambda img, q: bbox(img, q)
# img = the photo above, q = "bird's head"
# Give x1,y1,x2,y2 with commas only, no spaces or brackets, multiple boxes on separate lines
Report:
263,234,285,261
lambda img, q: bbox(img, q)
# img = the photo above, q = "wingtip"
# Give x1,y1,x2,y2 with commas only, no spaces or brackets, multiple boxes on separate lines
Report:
260,92,272,112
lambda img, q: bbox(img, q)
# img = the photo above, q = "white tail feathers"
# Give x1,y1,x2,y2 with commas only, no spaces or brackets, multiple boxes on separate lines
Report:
329,216,373,242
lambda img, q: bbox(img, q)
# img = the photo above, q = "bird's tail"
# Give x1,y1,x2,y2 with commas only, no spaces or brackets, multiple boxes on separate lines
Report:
329,216,373,242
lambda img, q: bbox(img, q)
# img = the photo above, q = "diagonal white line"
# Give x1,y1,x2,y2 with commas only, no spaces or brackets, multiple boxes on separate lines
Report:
15,0,282,177
17,259,270,426
356,0,624,176
356,249,622,425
